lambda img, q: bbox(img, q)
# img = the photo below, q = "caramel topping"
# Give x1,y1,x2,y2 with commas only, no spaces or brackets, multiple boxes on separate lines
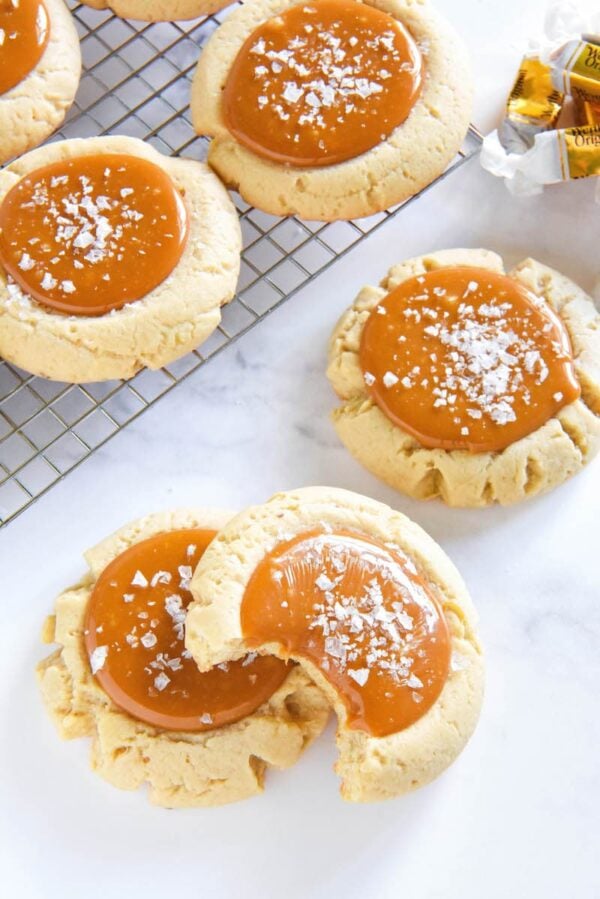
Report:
222,0,422,168
84,529,290,732
242,529,450,737
0,0,49,96
0,153,188,316
359,266,581,453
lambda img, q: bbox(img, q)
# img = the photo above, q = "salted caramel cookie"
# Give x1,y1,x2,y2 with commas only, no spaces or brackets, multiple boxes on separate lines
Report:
79,0,231,21
37,509,330,808
0,0,81,165
191,0,472,221
327,249,600,507
0,136,241,383
185,487,484,802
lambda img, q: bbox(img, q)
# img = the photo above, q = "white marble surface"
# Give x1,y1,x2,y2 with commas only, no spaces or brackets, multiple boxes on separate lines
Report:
2,2,600,897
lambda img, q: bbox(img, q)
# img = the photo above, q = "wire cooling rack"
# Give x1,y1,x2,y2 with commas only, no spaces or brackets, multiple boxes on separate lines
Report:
0,1,483,525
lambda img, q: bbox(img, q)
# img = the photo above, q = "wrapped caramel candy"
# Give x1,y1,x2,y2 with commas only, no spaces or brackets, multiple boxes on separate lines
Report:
550,38,600,104
549,37,600,127
482,124,600,193
499,56,564,153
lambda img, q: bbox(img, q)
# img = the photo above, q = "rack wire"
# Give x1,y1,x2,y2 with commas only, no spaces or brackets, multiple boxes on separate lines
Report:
0,1,483,525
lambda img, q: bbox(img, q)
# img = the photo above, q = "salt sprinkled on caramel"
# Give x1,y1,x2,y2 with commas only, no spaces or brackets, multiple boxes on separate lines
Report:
359,266,580,453
222,0,422,167
83,529,290,732
242,528,451,737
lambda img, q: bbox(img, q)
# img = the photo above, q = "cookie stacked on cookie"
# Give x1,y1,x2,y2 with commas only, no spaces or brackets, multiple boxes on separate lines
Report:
39,488,484,807
38,508,330,807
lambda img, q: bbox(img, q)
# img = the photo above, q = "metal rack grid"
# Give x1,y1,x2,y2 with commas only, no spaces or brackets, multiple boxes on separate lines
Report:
0,1,483,525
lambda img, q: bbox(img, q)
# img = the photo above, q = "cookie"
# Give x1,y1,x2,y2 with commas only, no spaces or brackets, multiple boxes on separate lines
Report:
327,249,600,507
78,0,232,22
0,136,241,383
0,0,81,165
37,509,330,808
185,487,484,802
191,0,472,221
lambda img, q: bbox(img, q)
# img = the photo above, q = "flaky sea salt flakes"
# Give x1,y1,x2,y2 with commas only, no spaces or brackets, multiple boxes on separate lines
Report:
167,657,183,671
348,668,370,687
150,570,171,587
283,82,304,103
199,713,213,725
364,371,376,386
90,645,109,674
383,371,399,388
40,272,56,291
315,573,336,591
178,565,193,590
18,253,34,271
324,635,346,660
242,652,257,667
73,230,94,250
164,594,186,640
141,632,158,649
154,672,170,692
122,593,135,603
131,570,148,588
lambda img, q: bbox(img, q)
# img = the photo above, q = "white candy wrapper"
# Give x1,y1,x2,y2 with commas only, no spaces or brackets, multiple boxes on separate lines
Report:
482,125,600,196
532,1,600,63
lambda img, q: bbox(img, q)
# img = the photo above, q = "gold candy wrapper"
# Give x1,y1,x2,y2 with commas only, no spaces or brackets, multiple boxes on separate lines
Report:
556,124,600,180
482,28,600,194
499,56,565,153
481,124,600,193
550,39,600,105
508,57,564,124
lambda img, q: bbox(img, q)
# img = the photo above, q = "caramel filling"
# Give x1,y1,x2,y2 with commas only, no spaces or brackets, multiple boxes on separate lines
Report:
242,529,450,737
222,0,422,168
0,0,49,96
0,153,188,316
84,528,290,732
359,266,581,453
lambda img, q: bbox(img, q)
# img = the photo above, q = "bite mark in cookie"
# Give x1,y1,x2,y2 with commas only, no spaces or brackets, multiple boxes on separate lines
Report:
242,527,451,737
